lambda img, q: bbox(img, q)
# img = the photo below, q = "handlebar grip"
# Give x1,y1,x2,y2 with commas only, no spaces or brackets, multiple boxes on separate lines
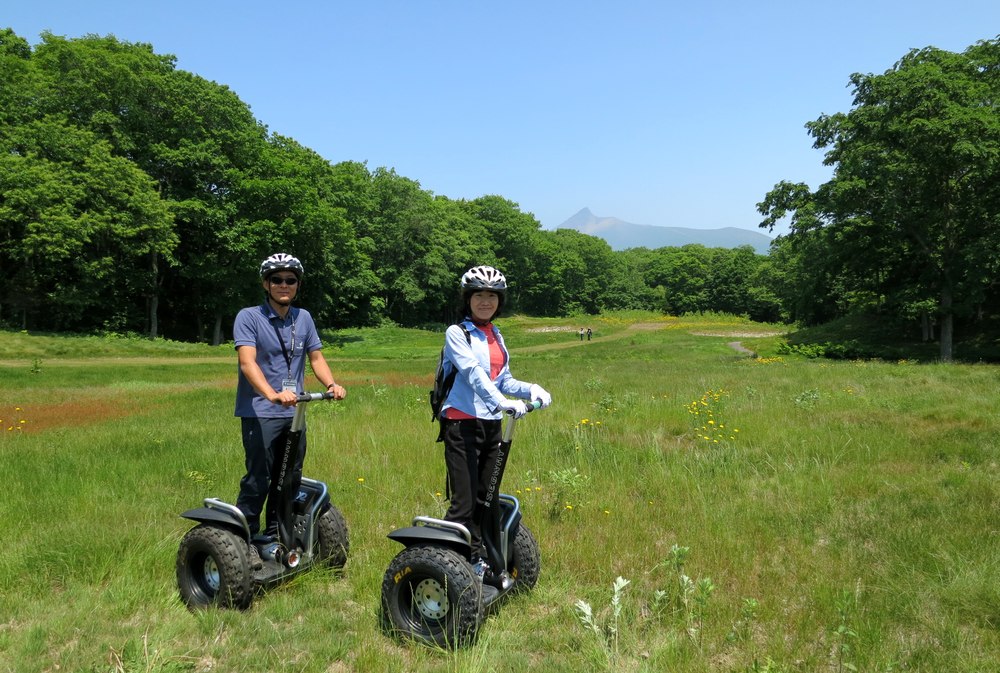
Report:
296,391,337,403
503,399,544,415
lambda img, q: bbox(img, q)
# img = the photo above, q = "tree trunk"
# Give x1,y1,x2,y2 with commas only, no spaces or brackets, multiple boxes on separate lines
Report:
212,313,223,346
149,294,159,339
920,312,934,342
148,251,159,339
939,285,953,362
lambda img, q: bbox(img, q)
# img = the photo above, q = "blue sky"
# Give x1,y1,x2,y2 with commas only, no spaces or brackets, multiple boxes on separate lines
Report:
6,2,1000,237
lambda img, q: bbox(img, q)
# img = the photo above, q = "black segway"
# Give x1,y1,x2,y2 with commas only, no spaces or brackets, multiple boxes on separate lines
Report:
379,401,543,648
176,392,349,610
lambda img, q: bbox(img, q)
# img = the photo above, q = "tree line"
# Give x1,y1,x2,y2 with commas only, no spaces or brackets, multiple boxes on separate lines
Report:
0,29,781,342
759,37,1000,360
3,29,999,360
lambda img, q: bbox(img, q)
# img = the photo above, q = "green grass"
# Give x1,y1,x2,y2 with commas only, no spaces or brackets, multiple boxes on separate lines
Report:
0,329,232,360
0,314,997,672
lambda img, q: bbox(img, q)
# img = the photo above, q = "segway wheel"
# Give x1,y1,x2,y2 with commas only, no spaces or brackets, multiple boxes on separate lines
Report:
509,523,541,593
380,545,483,649
316,505,350,569
176,524,253,610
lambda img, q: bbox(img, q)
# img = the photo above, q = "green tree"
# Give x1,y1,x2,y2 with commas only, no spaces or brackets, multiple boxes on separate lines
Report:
359,170,493,326
26,32,283,340
460,195,542,312
0,118,174,330
527,229,613,315
325,160,381,326
526,231,588,315
221,136,374,336
0,29,37,129
661,245,712,315
703,245,780,320
760,39,1000,360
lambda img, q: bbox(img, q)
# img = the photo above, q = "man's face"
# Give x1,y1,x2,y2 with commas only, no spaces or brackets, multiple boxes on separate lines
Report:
264,273,299,305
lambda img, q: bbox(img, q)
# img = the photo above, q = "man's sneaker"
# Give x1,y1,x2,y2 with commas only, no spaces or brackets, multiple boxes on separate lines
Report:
248,542,264,571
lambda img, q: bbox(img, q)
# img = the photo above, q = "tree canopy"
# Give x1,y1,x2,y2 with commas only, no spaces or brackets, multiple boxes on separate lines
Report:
0,29,782,342
759,36,1000,360
16,29,1000,360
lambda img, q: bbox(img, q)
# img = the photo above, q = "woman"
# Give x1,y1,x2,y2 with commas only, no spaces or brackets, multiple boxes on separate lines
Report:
437,265,552,585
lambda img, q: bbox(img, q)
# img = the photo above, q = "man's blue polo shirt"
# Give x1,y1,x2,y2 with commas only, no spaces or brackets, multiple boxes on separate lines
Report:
233,303,322,418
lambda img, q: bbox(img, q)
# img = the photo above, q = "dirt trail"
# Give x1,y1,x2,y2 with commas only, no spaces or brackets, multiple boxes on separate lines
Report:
512,322,665,353
727,341,757,357
514,323,781,355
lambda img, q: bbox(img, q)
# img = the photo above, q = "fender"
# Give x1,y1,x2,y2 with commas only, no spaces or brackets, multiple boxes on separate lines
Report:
180,498,250,542
387,517,473,556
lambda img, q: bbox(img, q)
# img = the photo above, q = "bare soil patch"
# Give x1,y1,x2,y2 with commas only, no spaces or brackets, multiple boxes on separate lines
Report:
5,396,137,434
689,331,783,338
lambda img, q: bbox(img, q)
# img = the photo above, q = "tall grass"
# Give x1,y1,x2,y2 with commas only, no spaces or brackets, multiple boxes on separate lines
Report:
0,313,997,672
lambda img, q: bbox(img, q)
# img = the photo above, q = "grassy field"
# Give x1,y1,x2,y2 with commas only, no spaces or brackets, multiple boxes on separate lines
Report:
0,313,997,672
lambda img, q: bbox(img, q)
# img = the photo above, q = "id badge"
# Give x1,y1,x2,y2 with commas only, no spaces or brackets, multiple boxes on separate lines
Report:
281,378,297,393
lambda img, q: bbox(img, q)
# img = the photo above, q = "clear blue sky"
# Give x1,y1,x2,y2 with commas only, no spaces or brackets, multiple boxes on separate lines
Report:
6,1,1000,237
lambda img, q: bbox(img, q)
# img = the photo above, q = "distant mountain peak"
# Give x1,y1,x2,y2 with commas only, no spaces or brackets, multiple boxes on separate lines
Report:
557,209,772,254
562,207,597,227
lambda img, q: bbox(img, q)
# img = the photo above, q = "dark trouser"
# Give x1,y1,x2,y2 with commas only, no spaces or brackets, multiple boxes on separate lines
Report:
441,417,502,561
236,416,306,537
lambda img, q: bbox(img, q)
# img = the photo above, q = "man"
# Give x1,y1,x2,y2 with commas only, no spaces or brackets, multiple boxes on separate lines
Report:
233,253,347,564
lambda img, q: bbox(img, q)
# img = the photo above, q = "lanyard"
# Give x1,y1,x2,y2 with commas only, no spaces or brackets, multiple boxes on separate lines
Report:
271,310,296,379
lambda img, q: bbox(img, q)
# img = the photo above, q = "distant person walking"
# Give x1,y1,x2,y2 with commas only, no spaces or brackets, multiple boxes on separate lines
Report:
578,328,585,341
586,327,592,341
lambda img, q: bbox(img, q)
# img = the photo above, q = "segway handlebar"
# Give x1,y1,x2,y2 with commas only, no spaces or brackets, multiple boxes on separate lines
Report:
296,391,337,403
503,399,544,416
501,399,542,442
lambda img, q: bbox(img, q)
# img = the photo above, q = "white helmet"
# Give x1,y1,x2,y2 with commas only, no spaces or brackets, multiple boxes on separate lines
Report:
259,253,304,279
460,265,507,295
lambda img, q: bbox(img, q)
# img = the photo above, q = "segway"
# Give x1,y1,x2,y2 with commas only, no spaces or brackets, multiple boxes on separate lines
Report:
176,391,349,610
380,401,543,648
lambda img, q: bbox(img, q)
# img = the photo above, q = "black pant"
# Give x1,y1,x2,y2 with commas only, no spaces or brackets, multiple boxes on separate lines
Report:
441,417,502,560
236,417,306,536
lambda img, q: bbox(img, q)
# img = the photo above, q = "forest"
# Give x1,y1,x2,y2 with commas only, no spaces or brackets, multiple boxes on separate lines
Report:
3,29,1000,360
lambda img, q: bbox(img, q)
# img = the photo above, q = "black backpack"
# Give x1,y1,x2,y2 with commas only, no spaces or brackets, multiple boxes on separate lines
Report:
429,324,471,422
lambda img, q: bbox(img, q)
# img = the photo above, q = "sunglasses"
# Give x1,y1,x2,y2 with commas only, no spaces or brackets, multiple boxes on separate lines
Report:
269,276,299,286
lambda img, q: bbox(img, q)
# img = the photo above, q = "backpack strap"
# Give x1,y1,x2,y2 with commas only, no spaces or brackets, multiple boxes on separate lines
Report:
435,324,473,442
440,324,471,389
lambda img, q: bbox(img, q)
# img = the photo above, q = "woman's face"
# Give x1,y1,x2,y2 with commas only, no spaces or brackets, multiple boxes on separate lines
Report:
469,290,499,323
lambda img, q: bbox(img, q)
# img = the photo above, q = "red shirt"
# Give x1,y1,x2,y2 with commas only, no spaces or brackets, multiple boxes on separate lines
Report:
443,323,504,420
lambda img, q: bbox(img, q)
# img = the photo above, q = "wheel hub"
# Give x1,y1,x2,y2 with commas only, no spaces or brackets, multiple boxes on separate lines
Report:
201,556,221,592
412,577,448,620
